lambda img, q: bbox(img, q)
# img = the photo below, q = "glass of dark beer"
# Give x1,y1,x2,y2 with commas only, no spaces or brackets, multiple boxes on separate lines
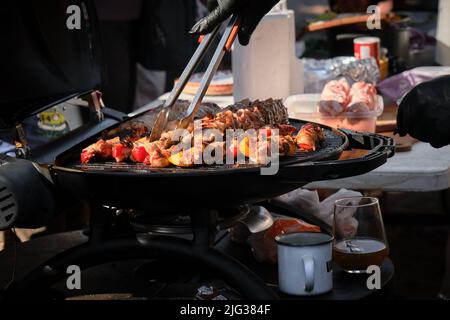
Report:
333,197,389,273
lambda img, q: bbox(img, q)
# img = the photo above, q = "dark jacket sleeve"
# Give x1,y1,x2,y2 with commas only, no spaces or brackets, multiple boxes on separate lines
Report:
137,0,200,90
94,0,142,21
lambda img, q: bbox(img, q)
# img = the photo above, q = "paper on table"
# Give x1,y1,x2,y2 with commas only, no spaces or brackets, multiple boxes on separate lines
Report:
275,188,362,228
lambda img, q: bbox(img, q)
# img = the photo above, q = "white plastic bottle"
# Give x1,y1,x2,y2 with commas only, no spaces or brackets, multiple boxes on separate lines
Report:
232,0,303,102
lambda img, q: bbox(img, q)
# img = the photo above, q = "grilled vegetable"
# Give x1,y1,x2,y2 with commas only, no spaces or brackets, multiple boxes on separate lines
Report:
80,138,118,164
168,148,195,167
112,143,131,163
131,145,148,163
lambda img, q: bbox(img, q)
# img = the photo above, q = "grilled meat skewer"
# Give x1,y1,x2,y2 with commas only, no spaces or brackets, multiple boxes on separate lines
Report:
80,99,311,167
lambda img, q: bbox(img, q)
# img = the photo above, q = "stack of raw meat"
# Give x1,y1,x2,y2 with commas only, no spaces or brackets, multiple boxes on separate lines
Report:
318,79,378,116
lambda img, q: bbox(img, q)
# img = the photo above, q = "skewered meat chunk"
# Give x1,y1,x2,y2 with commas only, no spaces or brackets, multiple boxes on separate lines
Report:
278,135,297,156
129,126,297,168
129,137,171,167
144,143,171,168
225,99,289,126
82,121,146,164
81,137,121,164
82,137,133,163
257,134,297,164
295,123,325,152
236,128,297,164
160,98,291,154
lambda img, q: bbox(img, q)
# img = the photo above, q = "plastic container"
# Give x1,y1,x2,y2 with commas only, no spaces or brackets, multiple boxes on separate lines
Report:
285,94,384,133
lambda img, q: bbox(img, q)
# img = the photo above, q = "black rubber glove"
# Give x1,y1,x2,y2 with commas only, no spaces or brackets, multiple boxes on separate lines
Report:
396,75,450,148
190,0,279,46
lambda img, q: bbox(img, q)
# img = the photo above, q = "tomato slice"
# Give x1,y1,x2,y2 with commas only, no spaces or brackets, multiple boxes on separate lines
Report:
226,140,238,159
131,146,148,163
299,143,314,152
112,144,124,158
112,144,131,162
81,150,93,164
258,128,271,138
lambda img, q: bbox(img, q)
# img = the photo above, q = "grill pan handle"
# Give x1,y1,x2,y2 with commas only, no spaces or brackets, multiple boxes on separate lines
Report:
280,131,395,182
341,129,395,158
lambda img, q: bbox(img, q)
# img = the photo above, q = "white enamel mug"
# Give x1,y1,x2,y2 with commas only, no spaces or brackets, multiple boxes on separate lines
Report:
276,232,333,296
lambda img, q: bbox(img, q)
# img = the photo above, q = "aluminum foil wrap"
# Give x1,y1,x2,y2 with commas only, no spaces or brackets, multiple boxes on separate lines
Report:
303,57,380,93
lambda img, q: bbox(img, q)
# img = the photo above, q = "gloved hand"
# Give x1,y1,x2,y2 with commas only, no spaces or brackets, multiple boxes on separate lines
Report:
396,75,450,148
190,0,279,46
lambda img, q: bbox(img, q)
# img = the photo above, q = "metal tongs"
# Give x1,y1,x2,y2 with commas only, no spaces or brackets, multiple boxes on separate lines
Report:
149,15,240,142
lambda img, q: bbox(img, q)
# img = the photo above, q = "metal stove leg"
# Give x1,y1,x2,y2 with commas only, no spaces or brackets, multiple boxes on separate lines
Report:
4,234,277,300
190,209,218,249
438,233,450,300
88,203,113,244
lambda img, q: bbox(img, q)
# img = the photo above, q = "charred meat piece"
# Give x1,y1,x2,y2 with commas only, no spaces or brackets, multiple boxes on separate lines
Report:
96,122,149,163
202,99,289,130
295,123,325,152
81,137,134,163
273,124,297,136
103,121,150,141
81,137,120,164
101,101,221,142
237,130,297,164
130,137,171,168
144,143,171,168
278,135,297,156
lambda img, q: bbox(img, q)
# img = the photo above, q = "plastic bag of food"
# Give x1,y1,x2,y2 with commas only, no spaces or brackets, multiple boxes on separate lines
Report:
247,215,321,264
377,66,450,103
